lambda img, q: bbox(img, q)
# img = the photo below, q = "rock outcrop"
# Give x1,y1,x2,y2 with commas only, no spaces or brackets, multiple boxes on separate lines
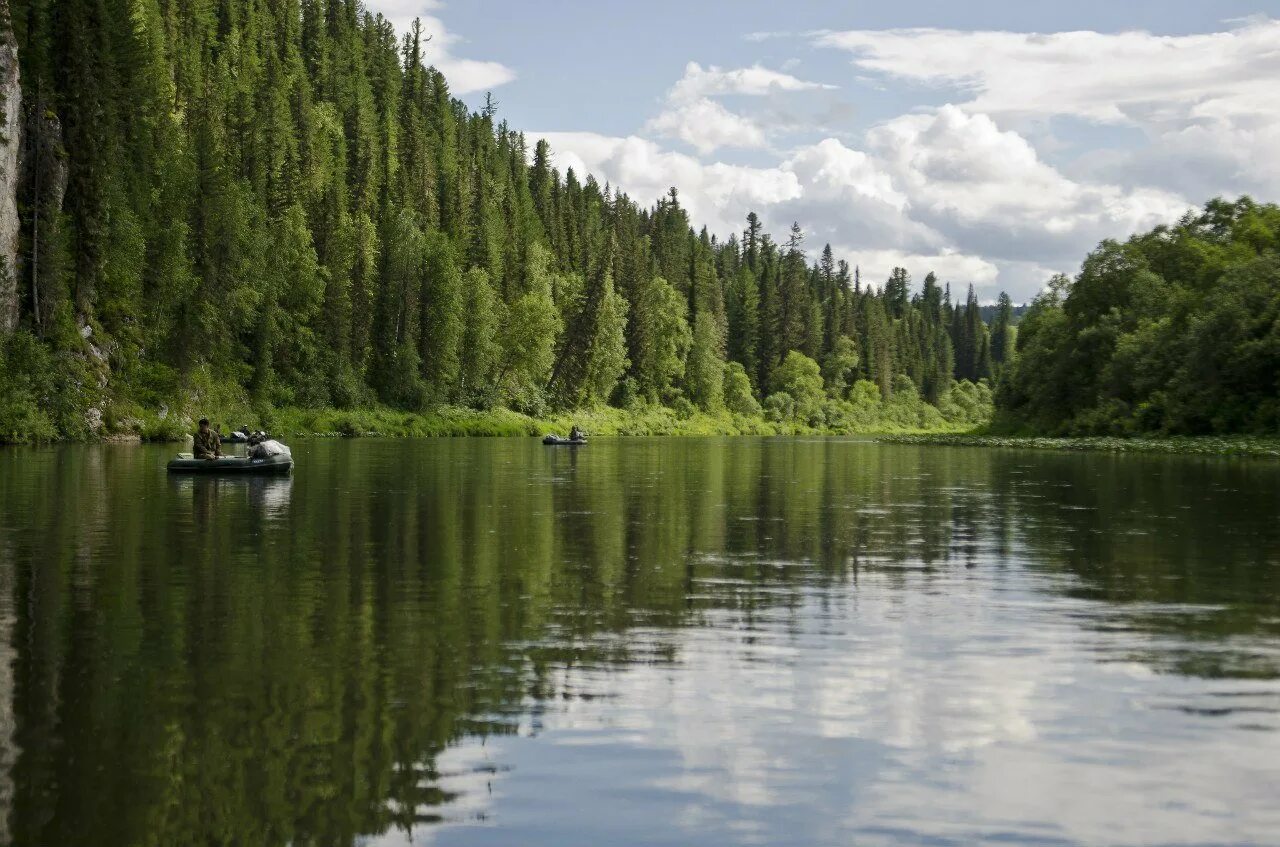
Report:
0,0,20,337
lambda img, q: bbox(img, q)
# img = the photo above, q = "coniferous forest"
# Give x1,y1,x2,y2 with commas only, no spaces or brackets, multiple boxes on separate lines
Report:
0,1,1273,443
0,1,1001,442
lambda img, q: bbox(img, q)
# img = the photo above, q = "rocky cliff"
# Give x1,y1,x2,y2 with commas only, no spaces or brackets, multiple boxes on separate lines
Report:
0,0,20,337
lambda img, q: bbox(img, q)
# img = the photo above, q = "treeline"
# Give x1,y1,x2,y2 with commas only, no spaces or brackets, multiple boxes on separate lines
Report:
998,198,1280,435
0,0,1002,441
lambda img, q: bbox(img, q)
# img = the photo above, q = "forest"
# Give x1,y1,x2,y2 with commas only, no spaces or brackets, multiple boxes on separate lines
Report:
0,0,1002,443
998,198,1280,436
0,1,1273,444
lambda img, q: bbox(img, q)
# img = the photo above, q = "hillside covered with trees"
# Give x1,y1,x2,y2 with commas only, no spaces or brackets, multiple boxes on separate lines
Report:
997,198,1280,436
0,0,1010,442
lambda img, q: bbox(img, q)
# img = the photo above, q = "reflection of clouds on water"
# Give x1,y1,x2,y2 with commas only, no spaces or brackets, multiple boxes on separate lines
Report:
173,475,294,523
9,439,1280,847
384,564,1280,846
249,477,293,517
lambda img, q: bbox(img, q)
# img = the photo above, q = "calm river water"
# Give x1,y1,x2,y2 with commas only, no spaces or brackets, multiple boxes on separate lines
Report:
0,437,1278,846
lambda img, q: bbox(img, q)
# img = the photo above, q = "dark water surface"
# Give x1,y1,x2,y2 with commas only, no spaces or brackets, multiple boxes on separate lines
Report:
1,438,1279,846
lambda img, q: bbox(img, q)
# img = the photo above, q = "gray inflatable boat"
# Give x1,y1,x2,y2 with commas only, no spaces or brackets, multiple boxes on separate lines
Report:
166,452,293,474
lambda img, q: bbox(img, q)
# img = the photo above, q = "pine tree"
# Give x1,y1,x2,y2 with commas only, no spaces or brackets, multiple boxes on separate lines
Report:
990,291,1014,368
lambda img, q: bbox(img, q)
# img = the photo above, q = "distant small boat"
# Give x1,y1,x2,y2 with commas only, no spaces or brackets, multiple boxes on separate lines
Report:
221,430,268,444
167,453,294,474
542,434,587,446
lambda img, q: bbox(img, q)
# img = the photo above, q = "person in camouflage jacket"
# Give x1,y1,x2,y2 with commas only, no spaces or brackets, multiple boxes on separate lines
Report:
194,418,222,460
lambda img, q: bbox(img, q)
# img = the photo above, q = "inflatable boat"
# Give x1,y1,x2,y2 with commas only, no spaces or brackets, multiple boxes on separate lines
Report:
542,434,587,446
166,452,294,474
221,430,269,444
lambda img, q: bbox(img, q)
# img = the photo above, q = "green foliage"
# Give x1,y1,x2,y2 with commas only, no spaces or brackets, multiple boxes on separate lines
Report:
879,433,1280,458
937,380,995,426
581,273,630,404
772,351,824,424
723,362,762,417
0,1,1009,441
685,312,724,411
764,392,795,424
632,275,691,401
0,331,59,443
419,232,465,402
459,267,501,405
822,334,860,397
999,199,1280,435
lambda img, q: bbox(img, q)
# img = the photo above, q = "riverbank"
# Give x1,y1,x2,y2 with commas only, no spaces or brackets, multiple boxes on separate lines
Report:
877,433,1280,458
245,405,985,440
1,402,987,445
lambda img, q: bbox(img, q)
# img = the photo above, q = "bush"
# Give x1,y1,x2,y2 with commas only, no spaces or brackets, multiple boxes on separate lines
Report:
723,362,762,417
0,331,65,443
671,397,697,420
772,351,824,423
764,392,795,423
614,376,641,411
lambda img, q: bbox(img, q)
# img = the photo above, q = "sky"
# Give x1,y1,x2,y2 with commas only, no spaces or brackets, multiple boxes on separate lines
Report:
364,0,1280,301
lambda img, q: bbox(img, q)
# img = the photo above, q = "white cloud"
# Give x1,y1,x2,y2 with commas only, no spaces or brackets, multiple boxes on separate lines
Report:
646,98,766,155
647,62,836,153
536,113,1193,300
670,61,836,101
839,247,1000,288
364,0,515,95
814,18,1280,203
534,132,802,237
814,18,1280,128
865,106,1190,262
783,138,906,211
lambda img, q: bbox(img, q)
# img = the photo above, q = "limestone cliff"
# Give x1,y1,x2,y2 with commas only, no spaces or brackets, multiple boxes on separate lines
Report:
0,0,20,336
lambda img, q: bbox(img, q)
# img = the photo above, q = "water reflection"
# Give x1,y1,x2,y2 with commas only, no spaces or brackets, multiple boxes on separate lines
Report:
172,475,295,525
0,439,1278,846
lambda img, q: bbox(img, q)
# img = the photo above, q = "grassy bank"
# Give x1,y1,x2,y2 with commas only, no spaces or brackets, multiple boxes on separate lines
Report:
0,402,986,445
877,433,1280,458
262,404,982,440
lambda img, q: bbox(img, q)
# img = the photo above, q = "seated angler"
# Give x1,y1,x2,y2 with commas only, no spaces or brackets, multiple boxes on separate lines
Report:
194,418,222,461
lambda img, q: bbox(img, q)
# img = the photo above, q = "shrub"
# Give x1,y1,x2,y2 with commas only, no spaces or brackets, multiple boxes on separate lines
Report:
0,331,64,443
723,362,762,417
772,351,824,424
764,392,794,424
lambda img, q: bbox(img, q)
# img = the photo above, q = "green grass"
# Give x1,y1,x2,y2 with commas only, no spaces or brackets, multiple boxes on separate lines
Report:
230,403,980,441
876,433,1280,458
1,372,988,444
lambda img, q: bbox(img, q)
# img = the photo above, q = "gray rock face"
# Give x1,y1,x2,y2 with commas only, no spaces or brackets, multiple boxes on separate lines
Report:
0,0,19,337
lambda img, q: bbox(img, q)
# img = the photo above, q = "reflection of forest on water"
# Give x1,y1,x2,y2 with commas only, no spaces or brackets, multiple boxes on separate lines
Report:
0,439,1278,845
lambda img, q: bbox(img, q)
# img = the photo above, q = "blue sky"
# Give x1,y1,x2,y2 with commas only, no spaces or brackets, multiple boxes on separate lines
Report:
367,1,1280,301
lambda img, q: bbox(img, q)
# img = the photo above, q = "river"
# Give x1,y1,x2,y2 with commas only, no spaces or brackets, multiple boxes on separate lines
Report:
1,437,1278,846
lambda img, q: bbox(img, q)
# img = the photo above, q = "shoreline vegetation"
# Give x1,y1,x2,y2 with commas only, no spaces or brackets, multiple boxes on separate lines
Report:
1,386,990,445
0,3,1274,452
878,433,1280,458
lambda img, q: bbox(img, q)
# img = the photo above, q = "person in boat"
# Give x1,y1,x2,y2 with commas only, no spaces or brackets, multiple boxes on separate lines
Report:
569,424,584,441
194,418,222,461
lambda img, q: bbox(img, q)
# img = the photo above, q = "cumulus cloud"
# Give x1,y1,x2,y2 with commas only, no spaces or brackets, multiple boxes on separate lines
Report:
364,0,515,94
669,61,837,101
646,62,836,153
865,106,1190,264
814,18,1280,202
538,110,1192,300
814,18,1280,127
838,247,1000,288
534,132,803,237
646,98,767,155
